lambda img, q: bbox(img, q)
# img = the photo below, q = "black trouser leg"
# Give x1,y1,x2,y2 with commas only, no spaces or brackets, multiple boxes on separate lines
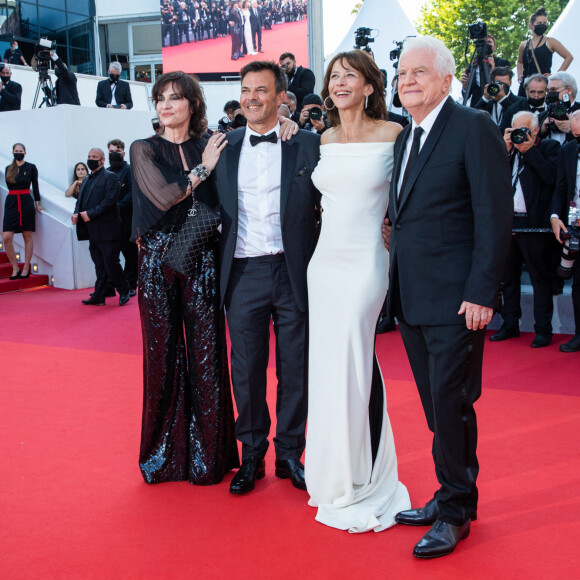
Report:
500,235,523,330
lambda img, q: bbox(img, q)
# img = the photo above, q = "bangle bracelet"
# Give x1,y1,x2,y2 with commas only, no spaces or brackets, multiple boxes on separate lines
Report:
192,164,211,181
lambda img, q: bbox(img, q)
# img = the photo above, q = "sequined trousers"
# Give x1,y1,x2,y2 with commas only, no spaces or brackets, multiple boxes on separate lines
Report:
138,228,239,484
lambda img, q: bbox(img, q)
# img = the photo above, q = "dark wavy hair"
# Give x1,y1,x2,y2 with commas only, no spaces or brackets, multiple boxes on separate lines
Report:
240,60,288,94
321,51,388,127
151,71,207,138
6,143,26,185
72,162,89,184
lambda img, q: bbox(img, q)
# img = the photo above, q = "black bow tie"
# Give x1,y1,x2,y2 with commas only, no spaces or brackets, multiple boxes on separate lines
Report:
250,132,278,147
530,107,544,113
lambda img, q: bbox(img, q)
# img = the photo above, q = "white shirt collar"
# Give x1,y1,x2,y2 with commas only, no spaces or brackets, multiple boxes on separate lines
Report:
244,122,281,144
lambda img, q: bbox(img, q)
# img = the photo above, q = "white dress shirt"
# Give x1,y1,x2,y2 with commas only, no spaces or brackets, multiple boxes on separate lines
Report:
110,82,117,107
397,97,447,197
235,123,284,258
512,153,527,213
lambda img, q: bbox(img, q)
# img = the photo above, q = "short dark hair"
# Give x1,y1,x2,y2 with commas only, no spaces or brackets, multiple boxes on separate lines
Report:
240,60,287,94
525,73,548,90
491,66,513,81
224,99,241,113
151,71,207,138
322,51,388,127
279,52,295,62
107,138,125,150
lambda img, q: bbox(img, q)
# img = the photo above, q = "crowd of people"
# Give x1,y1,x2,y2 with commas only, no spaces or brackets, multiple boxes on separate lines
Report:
2,3,580,563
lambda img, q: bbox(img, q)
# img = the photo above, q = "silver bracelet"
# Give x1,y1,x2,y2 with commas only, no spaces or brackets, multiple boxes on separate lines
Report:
192,164,211,181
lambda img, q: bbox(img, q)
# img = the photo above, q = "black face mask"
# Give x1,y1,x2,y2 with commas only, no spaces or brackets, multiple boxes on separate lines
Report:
528,96,545,108
13,153,25,161
534,24,548,36
108,152,124,167
1,75,11,85
87,159,101,171
109,74,120,83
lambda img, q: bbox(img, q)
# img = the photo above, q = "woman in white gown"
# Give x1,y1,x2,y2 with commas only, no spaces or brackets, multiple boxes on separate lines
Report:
240,2,256,55
305,50,410,533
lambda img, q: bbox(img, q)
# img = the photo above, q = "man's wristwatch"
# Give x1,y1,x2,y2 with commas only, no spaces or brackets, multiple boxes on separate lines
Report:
192,164,211,181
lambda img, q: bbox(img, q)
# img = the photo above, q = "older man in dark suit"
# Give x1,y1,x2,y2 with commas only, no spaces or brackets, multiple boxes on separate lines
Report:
72,148,130,306
214,61,320,495
384,36,512,558
249,0,264,53
95,62,133,109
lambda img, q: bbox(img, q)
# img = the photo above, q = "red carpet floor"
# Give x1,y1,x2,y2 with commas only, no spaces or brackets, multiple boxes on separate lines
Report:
163,20,309,75
2,287,579,578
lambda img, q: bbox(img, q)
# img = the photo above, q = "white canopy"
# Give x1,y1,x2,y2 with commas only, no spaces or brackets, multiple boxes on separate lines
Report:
548,0,580,85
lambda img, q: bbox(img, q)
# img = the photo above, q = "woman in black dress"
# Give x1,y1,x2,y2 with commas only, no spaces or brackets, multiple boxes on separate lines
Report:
131,71,240,485
517,7,573,97
3,143,44,279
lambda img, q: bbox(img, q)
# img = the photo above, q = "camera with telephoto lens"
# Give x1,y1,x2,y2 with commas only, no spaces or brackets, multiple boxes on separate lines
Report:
487,82,504,97
308,107,323,122
557,229,580,279
390,40,404,62
354,27,374,49
510,127,531,144
217,116,231,133
468,21,488,40
546,91,570,121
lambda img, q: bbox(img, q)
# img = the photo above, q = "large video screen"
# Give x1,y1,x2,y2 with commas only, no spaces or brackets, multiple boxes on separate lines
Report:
160,1,309,78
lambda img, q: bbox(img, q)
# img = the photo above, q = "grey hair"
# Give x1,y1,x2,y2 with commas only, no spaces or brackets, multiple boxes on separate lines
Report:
2,63,11,73
109,61,122,73
89,147,105,158
570,110,580,122
285,90,297,104
524,73,548,90
512,110,539,130
549,71,577,99
400,36,456,79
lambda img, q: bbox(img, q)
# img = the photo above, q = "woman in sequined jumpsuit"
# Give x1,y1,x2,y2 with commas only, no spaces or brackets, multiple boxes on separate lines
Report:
131,71,239,484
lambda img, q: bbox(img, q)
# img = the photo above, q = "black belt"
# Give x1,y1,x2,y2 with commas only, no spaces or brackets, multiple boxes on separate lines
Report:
233,252,285,263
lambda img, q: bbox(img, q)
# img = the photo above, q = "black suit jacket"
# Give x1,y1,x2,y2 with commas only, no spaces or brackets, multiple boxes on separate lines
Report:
552,140,580,221
512,138,560,228
475,91,524,128
74,169,123,242
0,80,22,111
95,79,133,109
54,59,80,106
288,66,316,110
214,128,321,312
387,97,513,326
249,5,263,30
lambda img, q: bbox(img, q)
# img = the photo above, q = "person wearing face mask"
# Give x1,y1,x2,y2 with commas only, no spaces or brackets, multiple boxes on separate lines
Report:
95,62,133,109
49,50,80,106
0,63,22,112
105,139,138,295
71,148,130,306
3,143,44,280
3,40,27,66
539,72,580,144
500,73,550,134
517,7,573,98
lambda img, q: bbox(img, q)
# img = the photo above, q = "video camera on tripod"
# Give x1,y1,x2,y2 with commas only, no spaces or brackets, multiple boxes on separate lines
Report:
32,37,57,108
463,20,492,106
388,37,414,112
353,27,376,50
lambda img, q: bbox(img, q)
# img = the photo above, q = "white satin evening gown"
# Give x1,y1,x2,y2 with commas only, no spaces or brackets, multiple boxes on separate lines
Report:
305,142,410,533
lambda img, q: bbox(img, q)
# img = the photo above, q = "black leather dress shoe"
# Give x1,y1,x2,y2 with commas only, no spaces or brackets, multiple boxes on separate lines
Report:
119,293,131,306
413,520,471,558
489,326,520,341
129,289,137,297
82,298,106,306
275,458,307,490
531,334,552,348
376,315,397,334
396,498,477,526
230,457,265,494
560,334,580,353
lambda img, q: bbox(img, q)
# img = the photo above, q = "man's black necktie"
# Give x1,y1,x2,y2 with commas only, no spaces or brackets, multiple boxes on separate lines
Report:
250,132,278,147
399,126,424,197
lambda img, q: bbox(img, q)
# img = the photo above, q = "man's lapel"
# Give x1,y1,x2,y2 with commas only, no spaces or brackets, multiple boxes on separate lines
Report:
392,123,411,215
280,135,298,226
225,129,245,222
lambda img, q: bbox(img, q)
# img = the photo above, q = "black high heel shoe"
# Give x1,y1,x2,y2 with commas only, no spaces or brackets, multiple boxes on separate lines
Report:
20,270,31,279
9,269,22,280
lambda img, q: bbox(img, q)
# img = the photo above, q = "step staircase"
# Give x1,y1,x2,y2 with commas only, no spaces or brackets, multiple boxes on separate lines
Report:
0,252,50,294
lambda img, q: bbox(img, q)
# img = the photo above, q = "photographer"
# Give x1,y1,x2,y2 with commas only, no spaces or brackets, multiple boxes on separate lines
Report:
461,33,510,107
0,64,22,112
50,51,80,106
539,72,580,144
500,73,549,134
550,110,580,352
279,52,315,111
475,66,525,128
298,93,329,135
490,111,560,347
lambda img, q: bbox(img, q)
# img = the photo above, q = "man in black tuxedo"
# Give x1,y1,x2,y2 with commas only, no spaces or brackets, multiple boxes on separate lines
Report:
0,64,22,112
229,1,243,60
95,62,133,109
214,61,320,495
279,52,315,112
540,72,580,144
475,66,524,129
501,74,549,134
384,36,512,558
551,111,580,352
490,112,560,347
72,148,131,307
50,51,80,106
249,0,264,53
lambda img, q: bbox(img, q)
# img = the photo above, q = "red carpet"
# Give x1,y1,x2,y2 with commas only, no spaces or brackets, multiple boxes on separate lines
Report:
163,20,309,75
1,287,579,578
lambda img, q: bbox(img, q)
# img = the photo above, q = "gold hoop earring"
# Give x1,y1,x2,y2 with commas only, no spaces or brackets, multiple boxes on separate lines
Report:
324,96,335,110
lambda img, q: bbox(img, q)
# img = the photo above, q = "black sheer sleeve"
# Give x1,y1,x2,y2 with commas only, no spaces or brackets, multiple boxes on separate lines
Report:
30,164,40,201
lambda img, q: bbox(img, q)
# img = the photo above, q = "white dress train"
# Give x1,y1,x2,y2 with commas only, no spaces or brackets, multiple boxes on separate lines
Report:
305,142,410,533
